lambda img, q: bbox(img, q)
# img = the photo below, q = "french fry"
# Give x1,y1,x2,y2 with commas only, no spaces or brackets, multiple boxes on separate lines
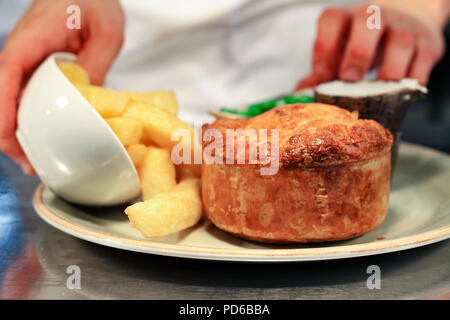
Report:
140,146,177,201
122,99,197,162
140,129,155,145
126,144,148,169
58,62,203,238
126,91,178,116
58,61,90,85
76,85,177,118
76,85,128,117
125,178,202,238
106,117,144,147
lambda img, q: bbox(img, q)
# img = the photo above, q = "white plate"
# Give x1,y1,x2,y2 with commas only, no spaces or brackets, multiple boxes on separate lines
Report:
33,143,450,262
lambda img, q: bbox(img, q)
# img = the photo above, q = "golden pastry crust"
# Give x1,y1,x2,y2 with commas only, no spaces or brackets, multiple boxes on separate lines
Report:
202,154,391,243
201,103,393,243
202,103,393,167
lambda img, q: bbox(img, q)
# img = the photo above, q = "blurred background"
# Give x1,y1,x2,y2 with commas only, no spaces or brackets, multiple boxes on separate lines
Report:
0,0,449,153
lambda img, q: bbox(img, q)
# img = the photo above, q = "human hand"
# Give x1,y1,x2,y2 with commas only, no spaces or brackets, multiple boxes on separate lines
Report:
0,0,124,174
296,0,450,90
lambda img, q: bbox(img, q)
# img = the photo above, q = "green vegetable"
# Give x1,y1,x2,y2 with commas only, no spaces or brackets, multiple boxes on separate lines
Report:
218,93,314,118
237,110,251,116
220,108,239,114
284,94,314,104
247,104,263,116
297,95,314,103
260,100,278,111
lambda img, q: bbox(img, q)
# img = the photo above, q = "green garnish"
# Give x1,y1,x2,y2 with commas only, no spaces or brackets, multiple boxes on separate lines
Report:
219,93,314,118
220,108,239,114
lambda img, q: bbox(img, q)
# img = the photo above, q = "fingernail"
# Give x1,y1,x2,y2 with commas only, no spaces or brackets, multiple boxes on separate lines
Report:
17,159,35,175
341,67,363,80
22,164,35,175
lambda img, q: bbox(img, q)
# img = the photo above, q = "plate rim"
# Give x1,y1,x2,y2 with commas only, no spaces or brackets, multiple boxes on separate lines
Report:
33,185,450,262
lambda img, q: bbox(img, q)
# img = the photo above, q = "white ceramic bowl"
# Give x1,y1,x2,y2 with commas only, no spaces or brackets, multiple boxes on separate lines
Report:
16,52,141,206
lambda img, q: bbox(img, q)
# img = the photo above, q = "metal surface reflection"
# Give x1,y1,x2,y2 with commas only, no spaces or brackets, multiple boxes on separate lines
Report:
0,172,24,272
0,155,42,299
0,149,448,299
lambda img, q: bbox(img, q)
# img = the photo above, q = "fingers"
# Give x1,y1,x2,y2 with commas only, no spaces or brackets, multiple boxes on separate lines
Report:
299,3,444,88
77,16,124,85
296,8,350,90
0,136,34,175
0,68,35,174
311,8,351,82
0,29,56,174
295,74,321,91
408,44,436,85
377,28,415,80
0,55,34,174
0,56,21,140
339,7,384,80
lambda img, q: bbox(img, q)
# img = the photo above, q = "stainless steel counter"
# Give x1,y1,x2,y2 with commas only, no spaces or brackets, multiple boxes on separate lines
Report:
0,153,449,300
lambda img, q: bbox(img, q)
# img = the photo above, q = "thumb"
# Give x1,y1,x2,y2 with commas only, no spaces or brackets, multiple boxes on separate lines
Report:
77,23,124,85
